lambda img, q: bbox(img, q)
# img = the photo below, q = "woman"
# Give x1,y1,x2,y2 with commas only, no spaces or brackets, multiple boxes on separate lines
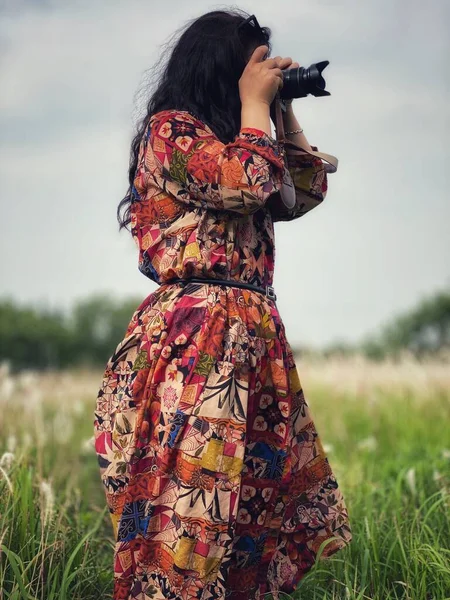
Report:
94,8,352,600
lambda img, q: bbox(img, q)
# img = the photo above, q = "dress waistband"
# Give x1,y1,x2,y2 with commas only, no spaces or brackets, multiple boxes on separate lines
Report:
162,277,277,301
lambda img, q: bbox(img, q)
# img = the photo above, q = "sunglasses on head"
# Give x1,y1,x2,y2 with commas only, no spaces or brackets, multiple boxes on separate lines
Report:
238,14,264,33
238,14,269,56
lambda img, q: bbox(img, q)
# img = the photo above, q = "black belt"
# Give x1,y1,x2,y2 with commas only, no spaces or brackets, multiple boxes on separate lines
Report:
162,277,277,301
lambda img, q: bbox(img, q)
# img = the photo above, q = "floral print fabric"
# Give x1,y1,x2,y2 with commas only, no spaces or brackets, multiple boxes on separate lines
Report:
94,109,352,600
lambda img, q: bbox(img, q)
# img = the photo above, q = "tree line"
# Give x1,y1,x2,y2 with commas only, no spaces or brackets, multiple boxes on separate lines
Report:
0,295,142,372
0,287,449,372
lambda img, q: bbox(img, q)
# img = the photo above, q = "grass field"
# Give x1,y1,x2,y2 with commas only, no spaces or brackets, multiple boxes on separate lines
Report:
0,355,449,600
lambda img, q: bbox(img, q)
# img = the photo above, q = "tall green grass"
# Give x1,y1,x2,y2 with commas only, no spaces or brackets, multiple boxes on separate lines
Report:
0,359,449,599
0,369,111,599
297,384,450,600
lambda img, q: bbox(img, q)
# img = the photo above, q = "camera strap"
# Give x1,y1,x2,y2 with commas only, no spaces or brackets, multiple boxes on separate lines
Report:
274,97,339,174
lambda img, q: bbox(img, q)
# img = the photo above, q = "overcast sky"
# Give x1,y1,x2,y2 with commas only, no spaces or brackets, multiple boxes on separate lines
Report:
0,0,449,347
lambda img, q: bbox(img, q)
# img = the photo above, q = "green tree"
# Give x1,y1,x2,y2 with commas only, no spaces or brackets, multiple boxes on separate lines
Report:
362,287,450,359
0,298,73,371
69,294,142,366
0,294,143,371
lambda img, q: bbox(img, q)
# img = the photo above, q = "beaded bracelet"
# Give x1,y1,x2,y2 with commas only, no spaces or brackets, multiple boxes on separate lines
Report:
285,128,304,135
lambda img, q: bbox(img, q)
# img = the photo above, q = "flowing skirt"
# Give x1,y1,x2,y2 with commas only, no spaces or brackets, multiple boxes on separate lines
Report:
94,282,352,600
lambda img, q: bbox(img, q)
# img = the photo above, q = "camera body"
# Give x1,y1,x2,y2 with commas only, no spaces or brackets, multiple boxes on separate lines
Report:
279,60,331,100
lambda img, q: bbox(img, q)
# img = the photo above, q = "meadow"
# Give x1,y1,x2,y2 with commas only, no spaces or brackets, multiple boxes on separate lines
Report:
0,355,449,600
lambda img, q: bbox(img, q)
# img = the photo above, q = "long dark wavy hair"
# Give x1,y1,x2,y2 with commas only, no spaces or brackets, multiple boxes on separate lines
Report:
117,8,272,231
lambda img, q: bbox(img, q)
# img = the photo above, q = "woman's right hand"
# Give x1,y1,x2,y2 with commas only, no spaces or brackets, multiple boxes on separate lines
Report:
239,45,293,107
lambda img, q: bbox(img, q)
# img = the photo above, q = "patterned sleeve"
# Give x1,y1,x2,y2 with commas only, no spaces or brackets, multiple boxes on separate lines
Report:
266,145,329,222
145,110,286,215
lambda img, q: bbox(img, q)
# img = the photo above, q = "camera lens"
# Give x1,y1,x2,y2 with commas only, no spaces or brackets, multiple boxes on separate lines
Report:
280,61,331,100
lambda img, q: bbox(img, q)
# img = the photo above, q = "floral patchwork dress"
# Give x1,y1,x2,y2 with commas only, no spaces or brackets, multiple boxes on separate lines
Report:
94,108,352,600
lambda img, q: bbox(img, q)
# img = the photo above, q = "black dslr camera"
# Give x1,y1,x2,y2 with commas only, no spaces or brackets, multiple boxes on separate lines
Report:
238,14,332,104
